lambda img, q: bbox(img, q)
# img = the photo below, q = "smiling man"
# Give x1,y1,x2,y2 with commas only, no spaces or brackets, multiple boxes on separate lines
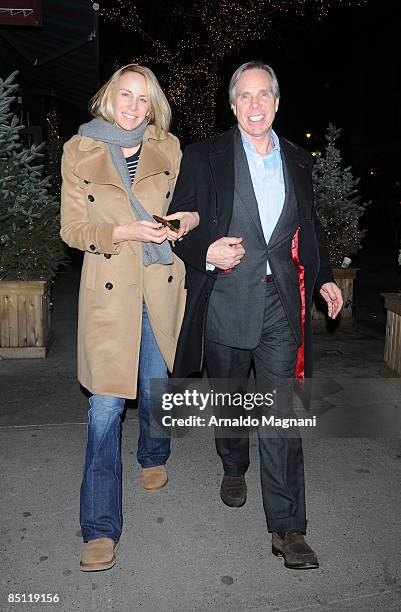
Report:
168,61,343,570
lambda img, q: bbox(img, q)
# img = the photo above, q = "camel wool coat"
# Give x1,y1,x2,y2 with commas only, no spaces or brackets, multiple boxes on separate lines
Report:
60,125,186,399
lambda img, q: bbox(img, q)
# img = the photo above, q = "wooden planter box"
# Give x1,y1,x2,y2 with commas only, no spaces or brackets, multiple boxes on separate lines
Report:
0,280,53,359
382,293,401,375
312,267,358,320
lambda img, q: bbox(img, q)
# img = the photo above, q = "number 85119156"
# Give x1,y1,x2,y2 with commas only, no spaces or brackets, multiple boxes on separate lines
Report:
8,593,60,603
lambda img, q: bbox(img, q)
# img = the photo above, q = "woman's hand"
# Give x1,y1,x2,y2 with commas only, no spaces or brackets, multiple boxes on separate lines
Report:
163,211,200,240
112,221,168,244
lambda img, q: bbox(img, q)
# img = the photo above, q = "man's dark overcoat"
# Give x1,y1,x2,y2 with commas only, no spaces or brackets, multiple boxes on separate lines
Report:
168,126,334,378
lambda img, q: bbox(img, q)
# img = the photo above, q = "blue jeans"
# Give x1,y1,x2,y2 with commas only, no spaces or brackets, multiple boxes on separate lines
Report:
80,303,170,542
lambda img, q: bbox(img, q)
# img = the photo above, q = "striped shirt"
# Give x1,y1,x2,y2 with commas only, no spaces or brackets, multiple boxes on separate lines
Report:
125,145,141,184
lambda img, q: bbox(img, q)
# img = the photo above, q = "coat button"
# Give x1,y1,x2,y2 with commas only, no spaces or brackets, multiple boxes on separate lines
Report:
105,282,113,290
168,275,173,283
166,191,170,198
88,194,95,202
164,170,170,175
89,244,96,251
104,254,111,259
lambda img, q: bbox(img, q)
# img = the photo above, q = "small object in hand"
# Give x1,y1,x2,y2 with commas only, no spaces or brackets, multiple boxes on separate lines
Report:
152,214,180,232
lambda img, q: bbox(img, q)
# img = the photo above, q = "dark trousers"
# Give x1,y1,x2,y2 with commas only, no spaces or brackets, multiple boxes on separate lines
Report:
204,281,307,535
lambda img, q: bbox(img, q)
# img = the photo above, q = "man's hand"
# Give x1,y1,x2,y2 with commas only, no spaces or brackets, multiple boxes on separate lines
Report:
206,237,245,270
319,282,343,319
163,211,200,240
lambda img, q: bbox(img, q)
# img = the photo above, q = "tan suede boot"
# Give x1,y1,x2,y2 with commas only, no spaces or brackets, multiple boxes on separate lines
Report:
80,538,119,572
141,465,168,491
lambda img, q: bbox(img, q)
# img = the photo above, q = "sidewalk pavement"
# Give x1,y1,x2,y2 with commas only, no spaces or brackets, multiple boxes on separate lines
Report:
1,265,401,612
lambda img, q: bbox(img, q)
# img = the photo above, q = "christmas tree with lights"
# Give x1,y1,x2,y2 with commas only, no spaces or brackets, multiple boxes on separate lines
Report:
313,123,368,267
0,71,65,281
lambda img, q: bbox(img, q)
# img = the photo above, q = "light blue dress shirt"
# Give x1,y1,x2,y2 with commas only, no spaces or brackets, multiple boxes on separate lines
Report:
241,130,285,274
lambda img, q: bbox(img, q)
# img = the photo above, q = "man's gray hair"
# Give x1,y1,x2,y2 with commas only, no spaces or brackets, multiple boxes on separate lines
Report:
228,61,280,106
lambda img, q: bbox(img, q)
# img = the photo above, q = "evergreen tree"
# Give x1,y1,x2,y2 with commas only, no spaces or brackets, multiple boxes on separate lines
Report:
0,71,65,281
313,123,368,267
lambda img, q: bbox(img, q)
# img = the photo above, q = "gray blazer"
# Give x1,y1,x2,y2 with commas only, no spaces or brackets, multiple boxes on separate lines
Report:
205,129,302,349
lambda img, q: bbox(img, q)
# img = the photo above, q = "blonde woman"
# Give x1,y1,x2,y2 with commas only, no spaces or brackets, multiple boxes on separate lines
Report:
60,64,198,571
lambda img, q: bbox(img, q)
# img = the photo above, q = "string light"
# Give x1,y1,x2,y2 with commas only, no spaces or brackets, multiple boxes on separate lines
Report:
45,108,62,198
102,1,366,142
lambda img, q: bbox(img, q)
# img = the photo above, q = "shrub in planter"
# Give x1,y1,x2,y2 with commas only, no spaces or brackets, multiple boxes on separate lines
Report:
312,123,369,319
0,71,66,356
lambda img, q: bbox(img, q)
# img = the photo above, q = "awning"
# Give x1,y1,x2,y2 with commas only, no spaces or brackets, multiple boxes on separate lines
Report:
0,0,98,109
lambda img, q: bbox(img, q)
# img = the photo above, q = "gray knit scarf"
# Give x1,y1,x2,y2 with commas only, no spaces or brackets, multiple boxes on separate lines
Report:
78,117,173,266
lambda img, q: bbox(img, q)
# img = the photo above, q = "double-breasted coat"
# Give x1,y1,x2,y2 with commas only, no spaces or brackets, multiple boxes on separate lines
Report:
60,125,186,399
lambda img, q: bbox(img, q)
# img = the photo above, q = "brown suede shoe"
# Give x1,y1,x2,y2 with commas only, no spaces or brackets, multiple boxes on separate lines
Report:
220,475,247,507
142,465,168,491
272,532,319,570
80,538,119,572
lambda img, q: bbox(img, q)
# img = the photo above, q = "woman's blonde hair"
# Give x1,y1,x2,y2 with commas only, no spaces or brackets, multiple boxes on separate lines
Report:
89,64,171,139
